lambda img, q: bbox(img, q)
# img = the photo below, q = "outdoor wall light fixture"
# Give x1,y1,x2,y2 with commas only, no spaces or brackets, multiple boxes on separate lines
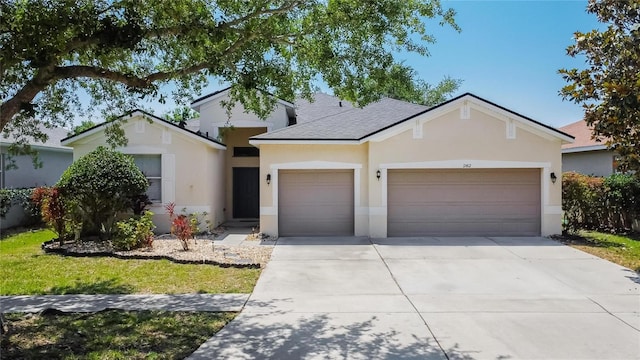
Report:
376,170,381,180
266,173,271,185
550,172,557,184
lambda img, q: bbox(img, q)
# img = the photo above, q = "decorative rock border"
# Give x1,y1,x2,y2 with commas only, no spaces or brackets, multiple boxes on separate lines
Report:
41,240,261,269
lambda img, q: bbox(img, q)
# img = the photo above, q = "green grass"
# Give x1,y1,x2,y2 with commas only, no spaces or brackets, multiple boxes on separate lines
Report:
563,231,640,271
0,229,260,295
1,310,235,359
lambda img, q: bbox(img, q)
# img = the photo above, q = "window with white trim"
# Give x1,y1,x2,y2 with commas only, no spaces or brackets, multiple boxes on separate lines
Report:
132,155,162,202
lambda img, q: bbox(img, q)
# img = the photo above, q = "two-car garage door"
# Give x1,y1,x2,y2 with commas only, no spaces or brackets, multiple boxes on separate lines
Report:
387,169,541,237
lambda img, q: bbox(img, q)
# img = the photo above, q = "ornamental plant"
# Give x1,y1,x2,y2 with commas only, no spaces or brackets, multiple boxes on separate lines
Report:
165,202,201,251
113,211,156,251
57,146,148,238
40,187,70,245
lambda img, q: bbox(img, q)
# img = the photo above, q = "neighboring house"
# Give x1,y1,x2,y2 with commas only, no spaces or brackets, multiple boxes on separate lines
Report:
559,119,617,177
62,89,573,237
1,124,73,189
1,124,73,229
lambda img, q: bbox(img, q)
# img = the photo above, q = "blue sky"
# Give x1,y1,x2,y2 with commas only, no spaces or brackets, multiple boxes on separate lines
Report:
400,0,601,128
161,0,600,129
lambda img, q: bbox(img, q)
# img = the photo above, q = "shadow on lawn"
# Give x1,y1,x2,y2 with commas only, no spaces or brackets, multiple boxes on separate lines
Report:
48,279,134,295
557,234,625,249
1,310,232,360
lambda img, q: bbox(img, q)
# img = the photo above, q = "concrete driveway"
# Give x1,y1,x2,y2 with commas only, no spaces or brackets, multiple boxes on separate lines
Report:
190,237,640,359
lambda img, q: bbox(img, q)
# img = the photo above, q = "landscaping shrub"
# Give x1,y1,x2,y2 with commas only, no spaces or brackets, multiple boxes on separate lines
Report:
113,211,155,251
57,146,148,238
562,172,640,234
0,188,41,221
604,174,640,230
166,203,204,251
40,187,73,244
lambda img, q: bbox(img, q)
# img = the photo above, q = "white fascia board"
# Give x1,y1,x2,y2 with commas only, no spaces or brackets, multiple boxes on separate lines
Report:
249,139,361,146
562,145,608,153
62,111,147,146
61,123,111,146
62,111,226,150
190,91,229,111
0,142,72,153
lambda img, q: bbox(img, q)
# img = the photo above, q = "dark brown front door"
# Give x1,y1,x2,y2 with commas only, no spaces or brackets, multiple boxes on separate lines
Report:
233,167,259,218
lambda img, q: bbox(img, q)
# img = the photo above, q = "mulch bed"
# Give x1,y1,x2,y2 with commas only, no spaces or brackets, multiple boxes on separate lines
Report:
42,236,274,269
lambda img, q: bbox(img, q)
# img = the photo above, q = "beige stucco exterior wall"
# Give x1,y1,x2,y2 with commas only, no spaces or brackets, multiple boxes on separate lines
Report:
368,107,563,237
257,105,564,238
257,143,369,237
222,127,266,219
68,115,225,233
197,94,289,140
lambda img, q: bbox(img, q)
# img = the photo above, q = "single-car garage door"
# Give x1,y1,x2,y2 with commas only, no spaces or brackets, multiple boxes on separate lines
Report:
279,169,354,236
388,168,540,237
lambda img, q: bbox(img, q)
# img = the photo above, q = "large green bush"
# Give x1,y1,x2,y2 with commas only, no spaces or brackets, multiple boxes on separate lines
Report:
57,146,148,238
604,174,640,230
562,172,640,234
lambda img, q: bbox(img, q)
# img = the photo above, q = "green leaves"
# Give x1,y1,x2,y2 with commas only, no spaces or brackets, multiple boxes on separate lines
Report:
559,0,640,173
57,146,148,237
2,0,459,141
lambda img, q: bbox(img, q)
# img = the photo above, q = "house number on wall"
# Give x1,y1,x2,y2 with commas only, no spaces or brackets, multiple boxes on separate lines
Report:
462,164,472,168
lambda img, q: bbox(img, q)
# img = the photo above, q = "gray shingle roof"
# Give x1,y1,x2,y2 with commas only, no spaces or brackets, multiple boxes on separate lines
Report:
255,94,428,140
294,93,357,123
1,124,71,149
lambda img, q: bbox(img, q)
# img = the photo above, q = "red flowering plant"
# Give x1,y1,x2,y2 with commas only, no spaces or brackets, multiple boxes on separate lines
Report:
165,202,196,250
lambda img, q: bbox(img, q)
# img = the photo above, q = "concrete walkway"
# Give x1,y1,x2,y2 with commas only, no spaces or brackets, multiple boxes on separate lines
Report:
0,294,249,313
189,236,640,360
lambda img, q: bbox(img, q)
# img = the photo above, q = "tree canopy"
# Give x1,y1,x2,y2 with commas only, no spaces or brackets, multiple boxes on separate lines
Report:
1,0,458,149
380,64,461,106
559,0,640,172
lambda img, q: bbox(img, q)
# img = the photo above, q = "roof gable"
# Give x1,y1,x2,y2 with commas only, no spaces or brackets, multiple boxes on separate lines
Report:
251,96,428,141
250,93,574,144
61,110,226,149
559,119,607,151
190,87,295,112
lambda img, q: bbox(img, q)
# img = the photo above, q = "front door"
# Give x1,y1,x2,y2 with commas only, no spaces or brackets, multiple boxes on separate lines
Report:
233,167,259,218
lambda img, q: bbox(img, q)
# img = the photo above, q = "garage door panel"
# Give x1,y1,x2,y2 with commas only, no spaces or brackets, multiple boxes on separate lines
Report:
279,170,354,236
390,185,538,202
390,205,540,219
388,169,540,237
390,220,540,237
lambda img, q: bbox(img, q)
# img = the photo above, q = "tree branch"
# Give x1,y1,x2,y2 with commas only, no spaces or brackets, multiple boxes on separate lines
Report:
218,1,304,30
0,66,55,131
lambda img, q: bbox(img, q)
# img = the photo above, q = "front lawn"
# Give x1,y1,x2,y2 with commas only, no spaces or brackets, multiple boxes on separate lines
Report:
1,310,234,359
560,231,640,271
0,229,260,295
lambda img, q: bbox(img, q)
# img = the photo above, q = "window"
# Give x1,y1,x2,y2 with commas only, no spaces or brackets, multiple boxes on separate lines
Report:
233,147,259,157
132,155,162,202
